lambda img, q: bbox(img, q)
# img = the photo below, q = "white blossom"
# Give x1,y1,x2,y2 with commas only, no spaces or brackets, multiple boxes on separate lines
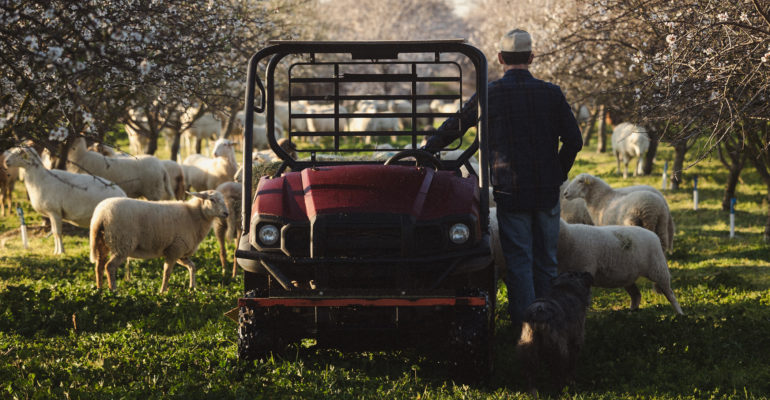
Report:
138,59,152,76
717,12,728,22
48,126,69,141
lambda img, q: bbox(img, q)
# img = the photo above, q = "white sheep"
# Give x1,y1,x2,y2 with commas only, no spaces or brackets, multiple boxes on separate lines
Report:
388,100,432,127
181,107,222,155
350,103,401,145
214,181,242,277
557,219,683,314
488,208,683,314
160,159,186,200
273,100,308,133
563,173,674,251
1,150,20,216
181,138,238,191
611,122,650,178
89,190,229,292
67,137,175,201
560,180,594,225
305,104,349,133
5,147,126,254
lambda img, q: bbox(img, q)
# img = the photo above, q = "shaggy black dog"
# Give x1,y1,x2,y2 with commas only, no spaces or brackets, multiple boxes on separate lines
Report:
516,271,594,395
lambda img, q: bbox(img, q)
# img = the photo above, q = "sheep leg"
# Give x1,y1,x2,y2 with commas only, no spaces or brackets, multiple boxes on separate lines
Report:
231,236,240,278
105,255,125,291
623,156,630,179
124,258,131,281
624,284,642,310
160,259,176,293
94,255,107,290
176,257,197,290
216,231,227,277
654,282,684,315
49,214,64,255
615,152,622,176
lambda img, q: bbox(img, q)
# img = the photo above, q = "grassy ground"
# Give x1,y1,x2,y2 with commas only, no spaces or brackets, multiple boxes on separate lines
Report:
1,139,769,399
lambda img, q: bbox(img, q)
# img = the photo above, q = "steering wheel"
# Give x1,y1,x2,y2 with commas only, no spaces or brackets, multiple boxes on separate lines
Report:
383,149,443,170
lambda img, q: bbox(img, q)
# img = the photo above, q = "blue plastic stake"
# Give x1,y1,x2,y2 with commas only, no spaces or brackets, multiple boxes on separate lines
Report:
16,206,29,249
693,175,699,210
662,161,668,190
729,197,736,239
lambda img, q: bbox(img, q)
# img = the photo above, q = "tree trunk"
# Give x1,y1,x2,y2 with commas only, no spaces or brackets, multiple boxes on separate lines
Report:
582,107,600,147
642,127,660,175
671,140,687,190
146,130,159,155
764,189,770,243
54,136,74,170
222,105,239,139
721,167,743,211
170,131,182,162
718,138,747,211
596,104,607,153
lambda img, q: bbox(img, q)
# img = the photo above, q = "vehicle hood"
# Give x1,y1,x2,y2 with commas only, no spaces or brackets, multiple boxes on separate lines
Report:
253,164,479,221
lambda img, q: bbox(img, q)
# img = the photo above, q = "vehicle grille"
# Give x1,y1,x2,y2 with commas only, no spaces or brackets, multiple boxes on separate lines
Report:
325,225,402,257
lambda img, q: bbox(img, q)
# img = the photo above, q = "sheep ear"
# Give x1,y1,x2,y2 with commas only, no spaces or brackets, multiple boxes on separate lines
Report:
186,191,210,200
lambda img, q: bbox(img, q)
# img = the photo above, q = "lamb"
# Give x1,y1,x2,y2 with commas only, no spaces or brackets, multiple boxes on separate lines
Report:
1,150,20,216
67,137,175,201
214,181,242,277
181,138,238,191
563,173,674,251
611,122,650,178
160,159,187,200
556,219,683,314
4,147,126,254
488,208,683,314
89,190,229,292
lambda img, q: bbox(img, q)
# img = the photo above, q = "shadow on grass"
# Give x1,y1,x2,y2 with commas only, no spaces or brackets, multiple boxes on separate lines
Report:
576,300,770,396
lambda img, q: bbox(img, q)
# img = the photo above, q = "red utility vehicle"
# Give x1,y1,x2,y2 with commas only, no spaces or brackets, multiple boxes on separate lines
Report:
235,40,494,379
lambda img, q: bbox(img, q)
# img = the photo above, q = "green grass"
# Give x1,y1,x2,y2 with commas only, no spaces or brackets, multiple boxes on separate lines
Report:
1,140,769,399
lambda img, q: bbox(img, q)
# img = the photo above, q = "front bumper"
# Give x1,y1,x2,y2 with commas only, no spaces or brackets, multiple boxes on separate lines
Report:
235,233,493,291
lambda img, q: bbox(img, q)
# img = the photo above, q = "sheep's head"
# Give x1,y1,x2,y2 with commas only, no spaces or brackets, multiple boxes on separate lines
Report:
562,173,593,200
188,190,229,219
4,147,39,169
213,139,234,157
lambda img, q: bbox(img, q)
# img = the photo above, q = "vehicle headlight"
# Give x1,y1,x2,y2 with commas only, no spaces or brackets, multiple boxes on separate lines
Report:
258,224,280,246
449,223,470,244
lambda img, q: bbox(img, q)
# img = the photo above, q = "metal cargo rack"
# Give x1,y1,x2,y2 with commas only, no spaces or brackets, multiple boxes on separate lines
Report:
241,40,490,238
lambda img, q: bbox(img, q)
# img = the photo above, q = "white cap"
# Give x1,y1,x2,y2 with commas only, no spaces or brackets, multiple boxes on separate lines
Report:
499,29,532,53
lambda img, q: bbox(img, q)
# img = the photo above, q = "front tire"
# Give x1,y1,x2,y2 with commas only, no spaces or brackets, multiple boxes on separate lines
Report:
237,290,280,361
448,289,494,382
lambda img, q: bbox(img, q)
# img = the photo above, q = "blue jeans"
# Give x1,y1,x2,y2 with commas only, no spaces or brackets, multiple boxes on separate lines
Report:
497,203,560,327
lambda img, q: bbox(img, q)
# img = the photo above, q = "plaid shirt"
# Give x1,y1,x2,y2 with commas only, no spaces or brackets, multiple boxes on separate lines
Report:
426,69,583,211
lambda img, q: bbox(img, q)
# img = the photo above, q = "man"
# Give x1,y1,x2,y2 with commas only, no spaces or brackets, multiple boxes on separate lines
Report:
424,29,583,331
